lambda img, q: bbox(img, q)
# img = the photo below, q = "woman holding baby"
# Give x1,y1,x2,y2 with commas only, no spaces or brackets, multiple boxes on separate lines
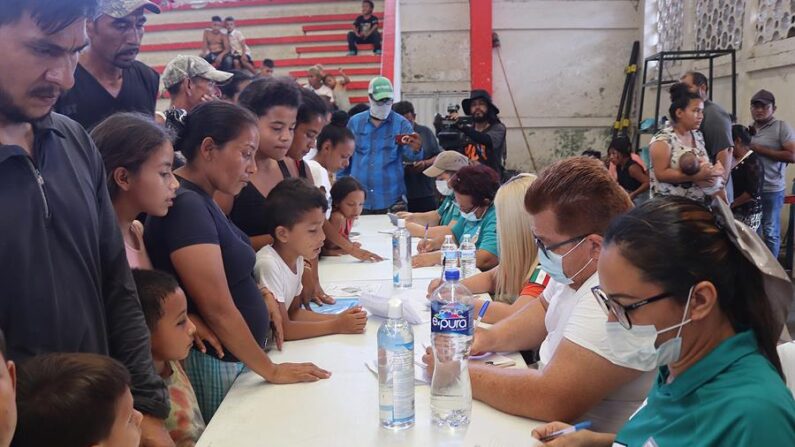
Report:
648,83,726,203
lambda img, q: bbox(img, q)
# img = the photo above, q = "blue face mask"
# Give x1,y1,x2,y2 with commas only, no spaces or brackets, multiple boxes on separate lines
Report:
460,206,482,222
537,238,592,285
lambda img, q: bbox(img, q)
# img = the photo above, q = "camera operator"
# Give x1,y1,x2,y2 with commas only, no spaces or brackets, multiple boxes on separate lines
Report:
456,90,507,178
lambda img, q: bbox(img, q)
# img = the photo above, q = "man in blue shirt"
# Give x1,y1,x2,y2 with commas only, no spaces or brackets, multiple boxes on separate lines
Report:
343,77,423,213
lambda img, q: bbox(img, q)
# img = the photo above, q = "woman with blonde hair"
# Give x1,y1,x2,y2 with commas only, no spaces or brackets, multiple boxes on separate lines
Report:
426,173,548,323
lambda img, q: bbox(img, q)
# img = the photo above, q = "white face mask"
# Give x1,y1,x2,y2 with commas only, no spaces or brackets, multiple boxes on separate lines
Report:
435,180,453,196
369,98,393,120
605,286,694,371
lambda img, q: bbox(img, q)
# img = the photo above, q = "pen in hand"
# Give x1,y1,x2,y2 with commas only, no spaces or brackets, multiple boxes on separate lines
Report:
476,300,490,327
540,421,592,442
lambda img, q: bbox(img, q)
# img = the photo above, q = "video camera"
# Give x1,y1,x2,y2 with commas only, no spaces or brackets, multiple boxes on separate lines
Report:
434,104,473,151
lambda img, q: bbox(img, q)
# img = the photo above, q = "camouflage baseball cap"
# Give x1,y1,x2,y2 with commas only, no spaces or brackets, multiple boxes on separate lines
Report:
99,0,161,19
162,55,233,89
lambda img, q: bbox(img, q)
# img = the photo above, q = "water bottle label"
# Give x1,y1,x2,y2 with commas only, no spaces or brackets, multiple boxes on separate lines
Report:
430,302,473,335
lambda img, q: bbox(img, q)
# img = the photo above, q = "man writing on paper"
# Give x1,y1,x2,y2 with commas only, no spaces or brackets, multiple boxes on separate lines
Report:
424,157,655,431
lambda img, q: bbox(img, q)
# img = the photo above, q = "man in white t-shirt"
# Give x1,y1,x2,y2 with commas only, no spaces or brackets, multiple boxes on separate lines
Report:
305,65,334,105
424,157,654,432
306,125,356,217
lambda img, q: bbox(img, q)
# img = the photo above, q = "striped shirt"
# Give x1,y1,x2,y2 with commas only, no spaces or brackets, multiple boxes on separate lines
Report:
341,110,423,210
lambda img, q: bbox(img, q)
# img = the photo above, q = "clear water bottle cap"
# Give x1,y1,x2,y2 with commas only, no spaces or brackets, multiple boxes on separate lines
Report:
444,269,460,281
397,219,406,228
387,298,403,318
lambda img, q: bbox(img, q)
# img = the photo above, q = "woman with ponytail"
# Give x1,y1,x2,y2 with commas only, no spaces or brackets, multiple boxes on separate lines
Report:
532,196,795,446
648,83,725,202
144,101,330,422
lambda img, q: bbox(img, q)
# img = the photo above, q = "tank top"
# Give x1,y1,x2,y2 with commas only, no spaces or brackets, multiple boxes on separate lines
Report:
616,159,642,193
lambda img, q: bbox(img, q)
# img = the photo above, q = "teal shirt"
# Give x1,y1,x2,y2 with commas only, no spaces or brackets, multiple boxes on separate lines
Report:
451,204,498,257
437,195,460,226
614,330,795,446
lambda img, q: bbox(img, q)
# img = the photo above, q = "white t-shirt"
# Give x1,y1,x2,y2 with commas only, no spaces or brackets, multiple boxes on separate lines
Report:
538,273,655,433
306,159,332,218
254,245,304,310
305,84,334,103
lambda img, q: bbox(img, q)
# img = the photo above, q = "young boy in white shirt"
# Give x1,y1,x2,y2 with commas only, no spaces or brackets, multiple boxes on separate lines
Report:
255,178,367,340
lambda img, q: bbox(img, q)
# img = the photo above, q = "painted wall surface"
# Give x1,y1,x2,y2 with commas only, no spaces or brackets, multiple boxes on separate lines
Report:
400,0,642,173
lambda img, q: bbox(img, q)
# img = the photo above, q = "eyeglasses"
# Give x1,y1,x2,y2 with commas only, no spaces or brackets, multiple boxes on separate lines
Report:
591,286,675,329
535,234,588,258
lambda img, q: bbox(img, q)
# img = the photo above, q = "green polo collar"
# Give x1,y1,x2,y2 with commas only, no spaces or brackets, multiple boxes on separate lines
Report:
657,330,758,399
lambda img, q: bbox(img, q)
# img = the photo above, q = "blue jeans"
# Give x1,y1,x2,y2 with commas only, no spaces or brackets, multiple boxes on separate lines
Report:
760,190,785,257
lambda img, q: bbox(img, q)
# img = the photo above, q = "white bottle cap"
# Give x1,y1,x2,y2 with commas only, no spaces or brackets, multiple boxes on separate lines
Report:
397,219,406,228
387,298,403,318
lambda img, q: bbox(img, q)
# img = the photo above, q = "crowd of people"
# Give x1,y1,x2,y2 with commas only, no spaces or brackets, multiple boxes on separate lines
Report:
1,1,795,447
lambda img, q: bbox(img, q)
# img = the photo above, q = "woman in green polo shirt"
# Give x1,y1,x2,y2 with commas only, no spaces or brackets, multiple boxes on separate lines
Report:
532,196,795,446
413,164,501,270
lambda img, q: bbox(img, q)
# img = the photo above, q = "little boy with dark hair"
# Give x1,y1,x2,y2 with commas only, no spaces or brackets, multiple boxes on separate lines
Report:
133,269,206,446
255,178,368,340
13,353,141,447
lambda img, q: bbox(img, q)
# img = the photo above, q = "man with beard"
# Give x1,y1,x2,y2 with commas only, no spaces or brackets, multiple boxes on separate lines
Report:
457,89,507,179
0,1,172,445
55,0,161,130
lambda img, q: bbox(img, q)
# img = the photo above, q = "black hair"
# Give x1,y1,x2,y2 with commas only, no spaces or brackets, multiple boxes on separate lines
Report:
604,196,784,378
732,124,754,146
298,89,330,125
219,70,255,101
14,353,131,447
264,178,328,236
608,136,632,156
685,71,709,88
668,82,702,123
0,0,97,34
211,15,222,22
166,80,183,97
317,124,355,151
348,103,370,117
91,113,174,200
581,149,602,159
330,110,350,127
392,101,415,117
172,101,258,162
330,176,366,210
261,58,275,68
0,328,6,359
363,0,375,8
238,76,302,118
132,269,181,331
224,16,234,21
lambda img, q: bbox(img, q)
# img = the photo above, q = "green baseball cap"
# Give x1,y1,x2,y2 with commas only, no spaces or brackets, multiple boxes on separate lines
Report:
99,0,160,19
368,76,394,101
162,55,233,89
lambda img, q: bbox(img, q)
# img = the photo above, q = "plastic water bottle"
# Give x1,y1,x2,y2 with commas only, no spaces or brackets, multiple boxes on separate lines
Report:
459,234,476,279
430,269,474,429
441,235,459,272
392,219,412,288
378,298,415,430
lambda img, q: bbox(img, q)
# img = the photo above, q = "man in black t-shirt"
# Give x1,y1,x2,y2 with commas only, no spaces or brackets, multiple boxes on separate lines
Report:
347,0,382,55
55,0,161,130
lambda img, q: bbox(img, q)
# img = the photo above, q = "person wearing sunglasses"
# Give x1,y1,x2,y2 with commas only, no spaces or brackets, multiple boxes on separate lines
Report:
424,157,654,432
531,196,795,446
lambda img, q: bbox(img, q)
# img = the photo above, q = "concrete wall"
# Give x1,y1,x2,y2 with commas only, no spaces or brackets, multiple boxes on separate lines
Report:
399,0,642,173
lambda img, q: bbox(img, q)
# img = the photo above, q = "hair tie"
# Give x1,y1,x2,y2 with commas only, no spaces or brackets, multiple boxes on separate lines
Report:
710,197,794,339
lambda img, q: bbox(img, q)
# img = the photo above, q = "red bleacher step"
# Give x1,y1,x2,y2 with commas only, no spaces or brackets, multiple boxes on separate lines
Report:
350,96,368,104
303,23,358,33
296,44,373,54
288,67,380,77
161,0,348,12
142,34,348,52
147,13,382,33
152,55,380,73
